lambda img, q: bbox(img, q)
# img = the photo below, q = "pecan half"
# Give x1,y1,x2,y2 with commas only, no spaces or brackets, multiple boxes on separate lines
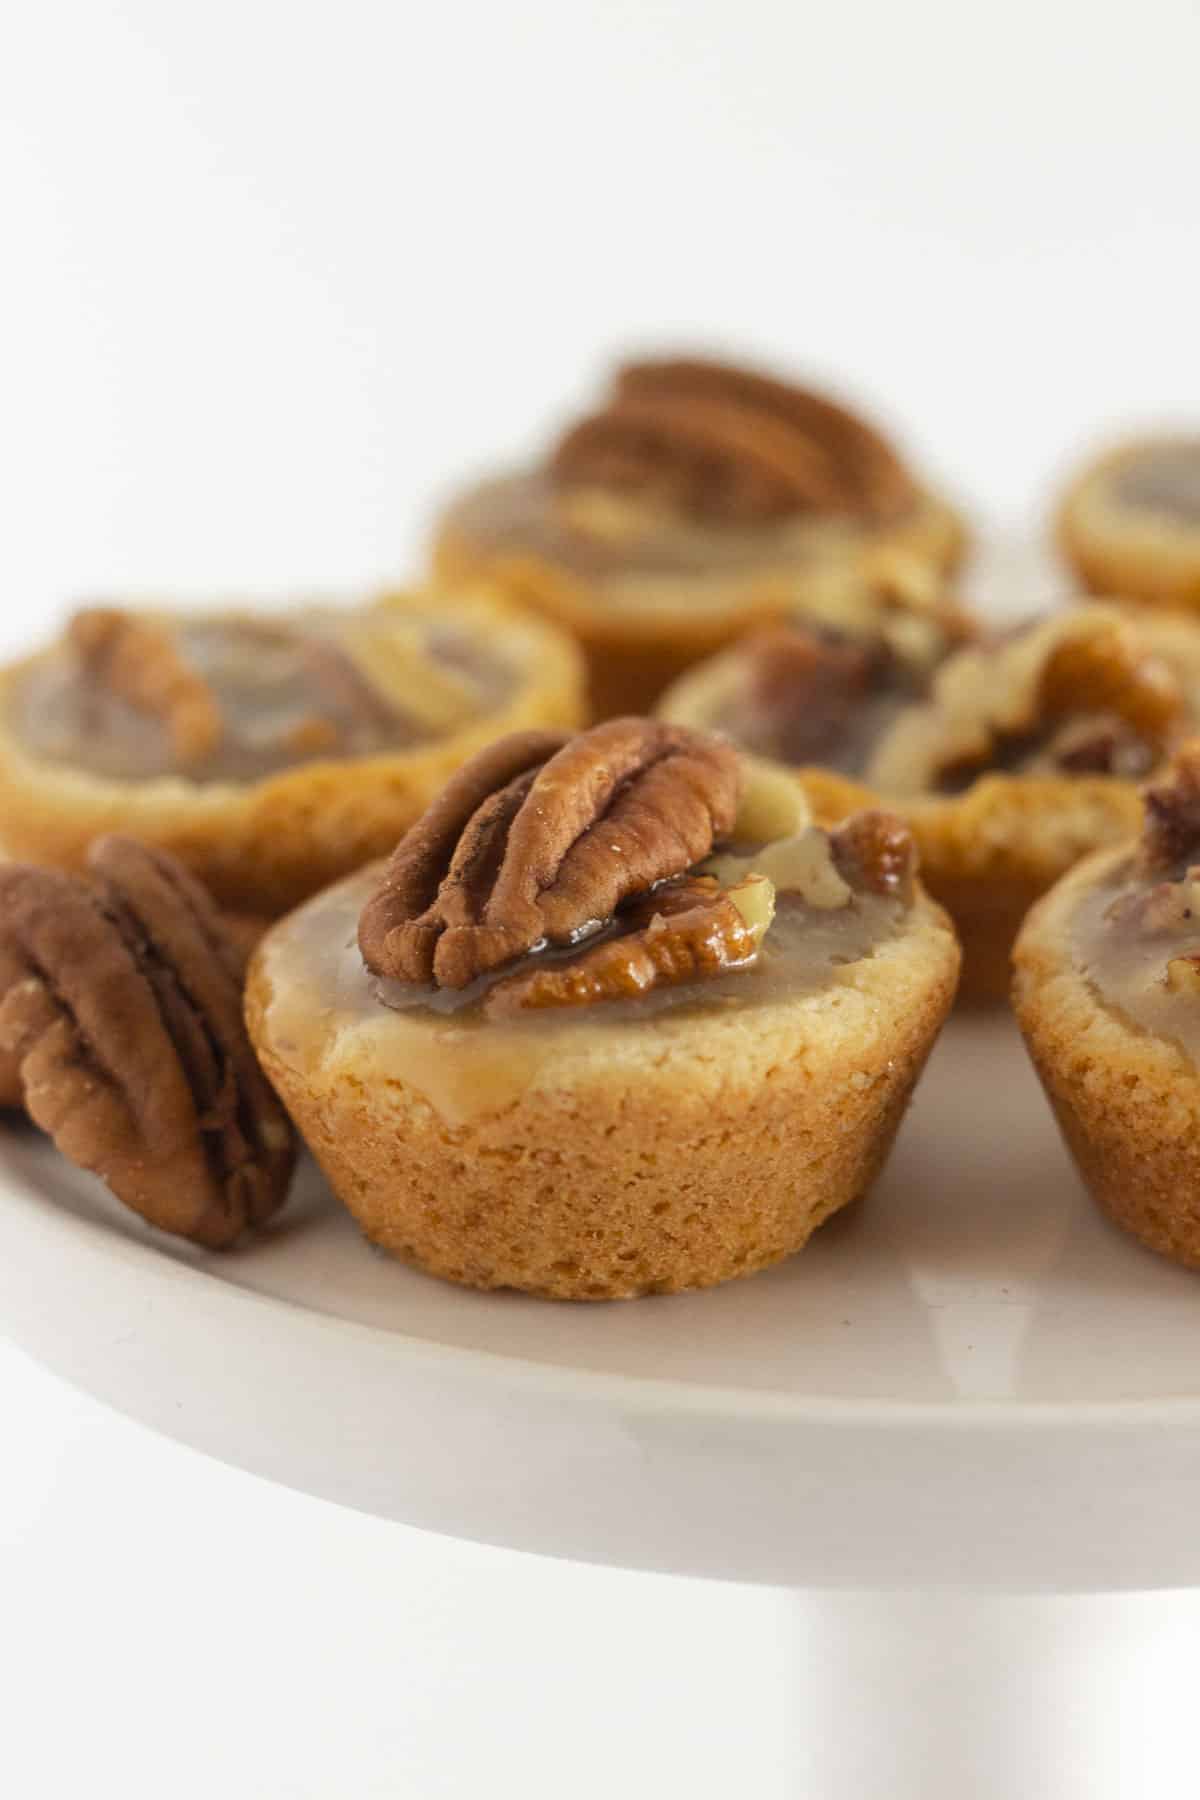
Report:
69,608,224,767
358,719,742,988
739,624,885,766
1142,742,1200,872
549,357,918,526
485,873,774,1017
0,838,295,1247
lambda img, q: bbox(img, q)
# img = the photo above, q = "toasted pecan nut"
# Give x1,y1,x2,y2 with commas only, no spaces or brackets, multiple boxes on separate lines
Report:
485,873,774,1017
552,396,849,525
615,359,918,523
550,357,918,527
742,623,884,765
749,624,879,711
0,838,295,1246
358,719,741,988
1142,742,1200,871
1039,620,1183,749
69,607,224,767
830,810,916,897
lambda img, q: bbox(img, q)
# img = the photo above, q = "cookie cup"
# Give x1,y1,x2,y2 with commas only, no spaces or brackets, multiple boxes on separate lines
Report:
1058,440,1200,612
433,492,966,721
664,669,1148,1003
0,591,584,917
246,772,960,1302
903,775,1144,1004
667,655,1144,1003
1014,845,1200,1269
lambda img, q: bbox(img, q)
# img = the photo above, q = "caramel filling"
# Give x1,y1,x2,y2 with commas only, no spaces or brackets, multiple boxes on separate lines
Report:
443,472,899,612
932,713,1162,793
868,607,1185,798
12,610,512,784
259,860,908,1124
1113,444,1200,528
1069,855,1200,1063
709,627,926,777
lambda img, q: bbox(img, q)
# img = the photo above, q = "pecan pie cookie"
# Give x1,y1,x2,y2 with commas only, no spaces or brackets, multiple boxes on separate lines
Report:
432,355,967,718
1058,437,1200,611
859,603,1196,1001
1015,745,1200,1269
0,837,295,1244
657,547,976,775
0,589,583,917
247,719,960,1300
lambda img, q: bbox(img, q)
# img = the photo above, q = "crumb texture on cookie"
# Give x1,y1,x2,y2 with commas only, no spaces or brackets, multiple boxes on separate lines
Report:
1015,741,1200,1268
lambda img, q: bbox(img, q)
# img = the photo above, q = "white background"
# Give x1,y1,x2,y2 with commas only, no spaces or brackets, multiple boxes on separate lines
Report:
3,2,1200,1794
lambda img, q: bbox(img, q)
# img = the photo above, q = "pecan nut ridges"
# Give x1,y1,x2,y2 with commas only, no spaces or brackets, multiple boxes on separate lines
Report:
486,872,775,1017
358,719,742,988
549,356,919,527
0,838,295,1247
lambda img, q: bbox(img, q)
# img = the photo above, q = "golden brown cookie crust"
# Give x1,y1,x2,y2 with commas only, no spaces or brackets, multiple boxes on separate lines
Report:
0,591,585,917
902,774,1145,1003
249,881,957,1300
246,740,959,1303
1014,845,1200,1269
432,492,967,720
1058,439,1200,612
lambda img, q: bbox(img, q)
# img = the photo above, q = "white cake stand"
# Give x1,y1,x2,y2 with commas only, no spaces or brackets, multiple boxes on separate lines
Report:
3,1009,1199,1598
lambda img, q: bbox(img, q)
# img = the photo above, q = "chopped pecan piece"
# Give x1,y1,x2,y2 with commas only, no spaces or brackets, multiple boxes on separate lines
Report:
830,810,917,897
0,838,295,1246
359,720,742,988
1142,743,1200,872
739,624,885,766
549,357,918,526
70,607,224,767
486,873,774,1017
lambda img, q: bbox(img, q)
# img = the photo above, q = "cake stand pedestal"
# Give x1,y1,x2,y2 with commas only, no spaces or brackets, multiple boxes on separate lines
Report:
2,1012,1198,1796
